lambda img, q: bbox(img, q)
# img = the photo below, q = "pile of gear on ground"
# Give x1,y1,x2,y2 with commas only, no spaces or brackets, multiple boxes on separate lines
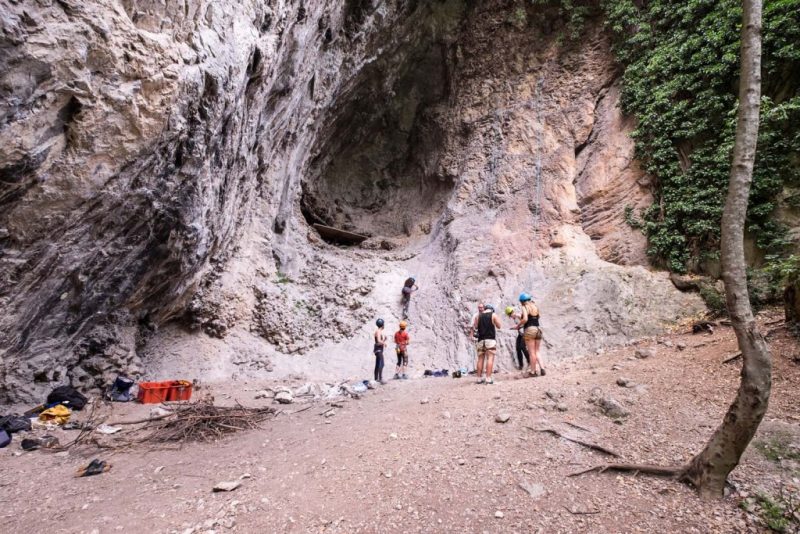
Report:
0,377,193,453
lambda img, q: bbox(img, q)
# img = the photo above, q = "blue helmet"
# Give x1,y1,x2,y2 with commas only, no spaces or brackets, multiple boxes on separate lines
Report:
519,292,532,302
484,304,495,312
376,318,384,327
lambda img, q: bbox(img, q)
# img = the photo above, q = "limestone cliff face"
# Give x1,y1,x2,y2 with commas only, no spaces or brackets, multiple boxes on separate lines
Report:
0,0,703,401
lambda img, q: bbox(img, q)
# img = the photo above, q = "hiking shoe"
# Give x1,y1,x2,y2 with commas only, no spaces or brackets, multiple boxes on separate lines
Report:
401,374,409,380
486,377,494,385
476,377,485,384
540,368,546,376
393,374,400,380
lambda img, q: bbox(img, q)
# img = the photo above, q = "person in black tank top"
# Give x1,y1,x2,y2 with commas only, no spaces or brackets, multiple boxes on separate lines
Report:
373,319,387,383
470,304,502,384
477,311,496,340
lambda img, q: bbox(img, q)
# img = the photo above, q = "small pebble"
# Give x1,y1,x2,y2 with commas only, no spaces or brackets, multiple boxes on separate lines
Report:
495,413,511,423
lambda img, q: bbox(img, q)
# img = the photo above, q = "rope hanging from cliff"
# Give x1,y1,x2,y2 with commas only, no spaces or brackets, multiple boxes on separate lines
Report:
532,77,544,224
489,112,504,186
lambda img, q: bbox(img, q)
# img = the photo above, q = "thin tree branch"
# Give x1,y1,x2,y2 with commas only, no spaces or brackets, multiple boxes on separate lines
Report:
528,427,620,457
569,464,684,478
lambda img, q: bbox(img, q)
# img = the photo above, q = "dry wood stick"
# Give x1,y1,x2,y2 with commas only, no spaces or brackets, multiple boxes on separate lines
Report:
722,352,743,364
564,421,592,433
212,422,247,431
528,427,620,457
108,413,174,426
288,405,314,415
569,463,683,478
562,506,601,515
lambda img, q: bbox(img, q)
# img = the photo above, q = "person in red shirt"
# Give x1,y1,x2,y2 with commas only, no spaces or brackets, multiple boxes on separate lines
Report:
393,321,410,380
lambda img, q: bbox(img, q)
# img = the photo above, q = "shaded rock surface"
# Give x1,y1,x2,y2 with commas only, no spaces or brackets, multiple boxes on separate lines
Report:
0,0,703,400
589,388,630,419
635,348,656,360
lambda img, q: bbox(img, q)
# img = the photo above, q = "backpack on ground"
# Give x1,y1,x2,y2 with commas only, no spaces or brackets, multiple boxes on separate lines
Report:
0,414,32,434
107,376,135,402
46,385,88,411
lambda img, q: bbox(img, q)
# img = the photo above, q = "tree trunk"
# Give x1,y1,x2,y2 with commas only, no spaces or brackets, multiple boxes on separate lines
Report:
681,0,771,499
785,281,800,325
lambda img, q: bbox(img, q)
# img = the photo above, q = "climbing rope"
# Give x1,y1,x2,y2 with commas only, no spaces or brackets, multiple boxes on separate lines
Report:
532,77,544,224
483,78,545,218
489,112,505,186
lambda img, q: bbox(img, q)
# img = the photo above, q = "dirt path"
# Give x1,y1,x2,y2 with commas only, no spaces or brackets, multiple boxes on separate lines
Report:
2,316,799,533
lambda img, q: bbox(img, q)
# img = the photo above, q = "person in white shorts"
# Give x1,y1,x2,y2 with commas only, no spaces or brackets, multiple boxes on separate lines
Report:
470,304,503,384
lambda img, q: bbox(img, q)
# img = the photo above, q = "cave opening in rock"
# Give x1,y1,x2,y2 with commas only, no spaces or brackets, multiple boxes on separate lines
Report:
301,39,457,246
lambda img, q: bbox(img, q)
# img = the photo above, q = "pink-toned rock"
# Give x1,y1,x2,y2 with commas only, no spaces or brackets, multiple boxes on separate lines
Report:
574,82,652,266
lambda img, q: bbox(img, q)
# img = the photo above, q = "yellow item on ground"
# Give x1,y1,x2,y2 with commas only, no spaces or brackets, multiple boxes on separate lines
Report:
38,404,71,425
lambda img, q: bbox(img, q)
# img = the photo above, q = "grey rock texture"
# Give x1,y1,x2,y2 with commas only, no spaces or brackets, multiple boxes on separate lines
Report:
589,387,630,419
635,347,656,359
0,0,704,401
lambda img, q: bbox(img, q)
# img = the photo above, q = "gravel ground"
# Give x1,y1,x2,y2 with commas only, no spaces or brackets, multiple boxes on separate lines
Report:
1,311,798,533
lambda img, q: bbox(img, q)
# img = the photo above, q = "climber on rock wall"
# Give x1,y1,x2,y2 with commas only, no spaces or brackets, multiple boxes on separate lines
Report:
401,276,418,319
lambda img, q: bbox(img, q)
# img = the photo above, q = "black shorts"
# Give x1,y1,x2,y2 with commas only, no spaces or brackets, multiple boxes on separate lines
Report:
396,349,408,366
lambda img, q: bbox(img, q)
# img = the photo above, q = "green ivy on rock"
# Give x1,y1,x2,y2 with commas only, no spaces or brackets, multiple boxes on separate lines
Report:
600,0,800,273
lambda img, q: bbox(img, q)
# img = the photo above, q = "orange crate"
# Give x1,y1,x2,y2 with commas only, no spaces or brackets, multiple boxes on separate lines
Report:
137,381,173,404
168,380,193,402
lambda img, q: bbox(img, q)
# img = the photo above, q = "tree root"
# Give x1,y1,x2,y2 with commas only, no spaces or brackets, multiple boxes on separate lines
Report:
529,427,620,457
569,463,685,478
564,421,592,433
722,352,742,364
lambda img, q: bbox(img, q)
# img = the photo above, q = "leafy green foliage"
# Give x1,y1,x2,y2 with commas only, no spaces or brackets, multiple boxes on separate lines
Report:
745,492,797,533
766,254,800,285
600,0,800,273
275,272,293,284
754,431,800,463
699,282,727,315
528,0,598,41
623,205,643,229
756,253,800,302
508,5,529,29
